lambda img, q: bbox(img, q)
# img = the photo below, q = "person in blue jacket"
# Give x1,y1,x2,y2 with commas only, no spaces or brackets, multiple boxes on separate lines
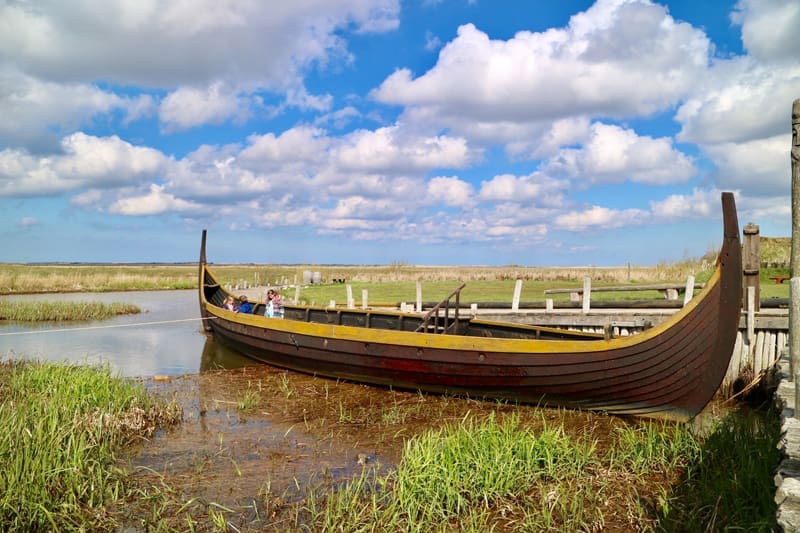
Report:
235,295,253,313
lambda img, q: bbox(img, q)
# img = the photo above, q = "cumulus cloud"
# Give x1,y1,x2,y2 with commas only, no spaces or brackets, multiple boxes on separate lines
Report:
0,67,155,151
545,123,696,185
478,172,567,205
109,184,201,216
159,82,255,131
675,60,800,145
426,176,475,208
648,188,720,219
372,0,709,130
704,135,790,196
332,126,478,173
0,133,166,197
0,1,399,143
554,205,649,231
732,0,800,62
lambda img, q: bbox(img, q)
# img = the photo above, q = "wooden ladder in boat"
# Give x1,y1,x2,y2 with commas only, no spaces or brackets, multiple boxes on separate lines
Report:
414,283,466,334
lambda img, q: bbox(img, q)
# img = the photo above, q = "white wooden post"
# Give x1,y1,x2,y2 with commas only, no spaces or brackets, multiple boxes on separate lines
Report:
294,285,300,304
546,298,553,312
683,275,695,307
470,303,478,318
582,276,591,313
416,281,422,313
512,279,522,311
346,284,354,308
362,289,368,309
328,299,336,309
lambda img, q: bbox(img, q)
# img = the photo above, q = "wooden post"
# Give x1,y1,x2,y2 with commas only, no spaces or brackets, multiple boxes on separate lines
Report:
416,281,422,313
470,303,478,318
545,298,553,312
362,289,368,310
294,285,300,304
512,279,522,311
582,276,591,313
683,275,695,307
747,286,755,344
743,223,761,311
346,284,354,308
791,99,800,381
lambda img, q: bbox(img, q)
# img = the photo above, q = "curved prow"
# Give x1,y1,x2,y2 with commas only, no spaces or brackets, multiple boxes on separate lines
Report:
198,229,212,331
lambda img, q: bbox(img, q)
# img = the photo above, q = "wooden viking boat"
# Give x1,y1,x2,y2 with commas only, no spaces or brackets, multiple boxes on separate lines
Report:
199,193,742,421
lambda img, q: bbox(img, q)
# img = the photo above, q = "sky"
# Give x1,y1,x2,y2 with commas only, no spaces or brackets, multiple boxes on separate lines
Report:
1,0,798,266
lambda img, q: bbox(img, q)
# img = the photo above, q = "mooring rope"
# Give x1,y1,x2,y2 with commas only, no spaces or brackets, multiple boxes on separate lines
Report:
0,316,216,337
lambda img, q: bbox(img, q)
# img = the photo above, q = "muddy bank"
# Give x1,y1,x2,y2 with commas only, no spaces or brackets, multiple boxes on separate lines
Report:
124,364,641,529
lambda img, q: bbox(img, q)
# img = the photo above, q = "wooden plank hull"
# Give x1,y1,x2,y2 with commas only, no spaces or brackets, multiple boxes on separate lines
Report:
198,193,742,421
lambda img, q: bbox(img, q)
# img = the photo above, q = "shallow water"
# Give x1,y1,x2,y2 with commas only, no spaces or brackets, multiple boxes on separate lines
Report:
0,290,251,376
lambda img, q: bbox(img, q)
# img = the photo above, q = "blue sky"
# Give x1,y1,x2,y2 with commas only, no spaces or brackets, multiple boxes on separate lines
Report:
1,0,798,265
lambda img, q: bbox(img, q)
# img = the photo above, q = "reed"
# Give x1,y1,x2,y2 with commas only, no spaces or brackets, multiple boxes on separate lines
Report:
0,360,181,531
0,300,140,321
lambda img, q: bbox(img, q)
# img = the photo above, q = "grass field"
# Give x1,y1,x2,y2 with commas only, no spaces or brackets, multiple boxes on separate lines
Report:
0,238,790,303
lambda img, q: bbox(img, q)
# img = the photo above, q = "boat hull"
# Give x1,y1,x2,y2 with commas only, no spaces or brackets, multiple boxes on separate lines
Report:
199,193,742,421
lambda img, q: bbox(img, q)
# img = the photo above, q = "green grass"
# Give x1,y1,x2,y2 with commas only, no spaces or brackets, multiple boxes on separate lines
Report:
0,300,141,321
0,360,181,531
657,407,781,531
297,408,779,532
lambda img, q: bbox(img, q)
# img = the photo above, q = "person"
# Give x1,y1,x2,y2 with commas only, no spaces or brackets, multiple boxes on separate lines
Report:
222,295,236,311
265,289,284,318
235,295,253,314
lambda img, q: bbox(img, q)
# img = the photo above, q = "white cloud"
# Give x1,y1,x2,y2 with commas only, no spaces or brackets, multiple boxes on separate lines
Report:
478,172,567,205
159,82,254,131
545,123,696,185
648,189,720,219
109,184,201,216
704,135,790,196
426,176,475,208
0,1,399,142
18,217,38,229
0,133,166,197
732,0,800,62
675,60,800,145
332,126,478,173
554,205,649,231
0,67,155,151
373,1,710,129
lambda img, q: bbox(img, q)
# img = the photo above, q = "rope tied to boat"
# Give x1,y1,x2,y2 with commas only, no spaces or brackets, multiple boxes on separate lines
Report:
0,316,217,336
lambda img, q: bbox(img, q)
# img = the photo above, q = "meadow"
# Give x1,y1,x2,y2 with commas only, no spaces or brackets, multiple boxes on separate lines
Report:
0,253,790,304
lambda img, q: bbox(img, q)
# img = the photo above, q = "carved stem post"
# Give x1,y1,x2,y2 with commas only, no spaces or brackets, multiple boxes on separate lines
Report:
791,99,800,382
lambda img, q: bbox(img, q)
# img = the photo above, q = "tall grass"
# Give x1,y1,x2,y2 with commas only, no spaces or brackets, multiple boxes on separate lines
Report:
0,361,181,531
0,300,140,321
658,407,781,531
298,409,779,532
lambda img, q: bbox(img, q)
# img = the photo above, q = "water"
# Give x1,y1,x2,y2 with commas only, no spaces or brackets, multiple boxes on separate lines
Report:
0,290,252,377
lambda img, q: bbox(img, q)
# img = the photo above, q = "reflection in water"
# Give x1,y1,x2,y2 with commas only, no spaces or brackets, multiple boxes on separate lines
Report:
200,335,256,372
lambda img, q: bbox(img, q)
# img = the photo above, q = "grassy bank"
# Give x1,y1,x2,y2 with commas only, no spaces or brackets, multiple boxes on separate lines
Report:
0,300,140,321
0,361,181,531
299,408,779,531
0,361,777,531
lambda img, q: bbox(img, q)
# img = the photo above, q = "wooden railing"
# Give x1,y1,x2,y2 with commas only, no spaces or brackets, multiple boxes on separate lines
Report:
415,283,466,334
